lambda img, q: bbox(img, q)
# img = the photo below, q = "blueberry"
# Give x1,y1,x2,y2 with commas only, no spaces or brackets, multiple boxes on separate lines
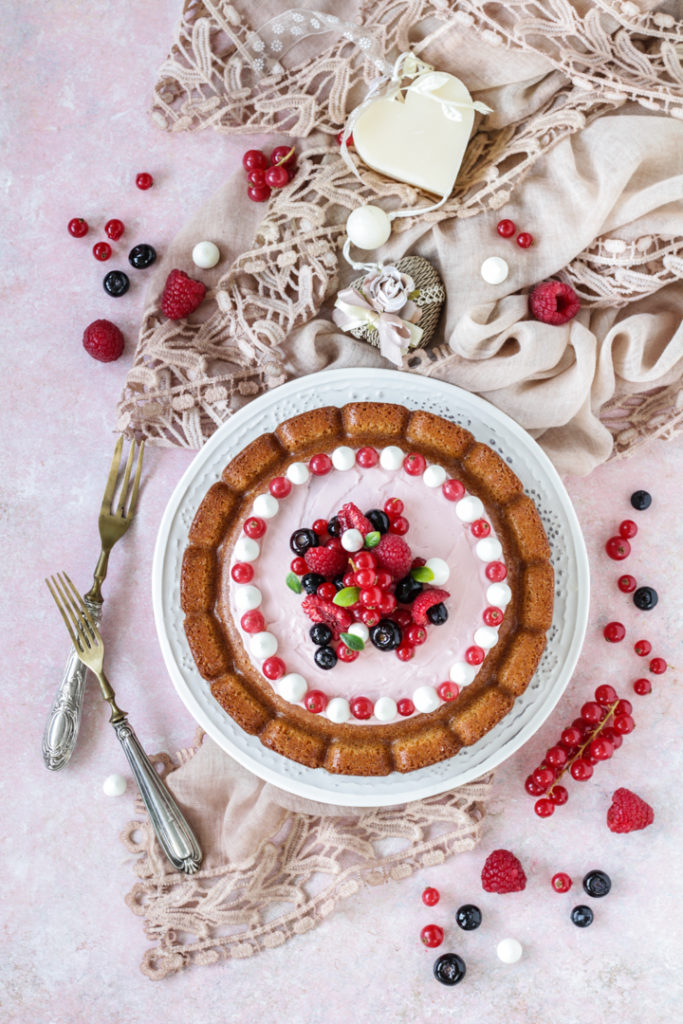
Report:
103,270,130,296
314,645,337,670
571,905,594,927
310,623,333,646
333,575,346,591
633,586,658,611
128,243,157,269
327,516,341,537
302,572,325,595
433,953,466,986
365,509,390,534
455,904,482,931
395,575,422,604
369,618,402,651
289,528,319,555
630,490,652,511
427,602,448,625
583,870,611,898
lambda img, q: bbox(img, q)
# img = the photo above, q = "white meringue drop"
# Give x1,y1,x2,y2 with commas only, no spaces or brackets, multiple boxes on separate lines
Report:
374,697,397,722
331,446,356,471
487,582,512,608
234,585,262,612
449,661,477,686
252,493,279,519
423,464,447,488
286,461,310,485
379,445,404,471
234,536,260,562
474,626,499,649
475,537,503,562
326,697,351,724
102,774,127,797
425,557,450,586
277,673,307,703
250,631,278,659
455,496,485,522
341,528,364,552
412,685,440,713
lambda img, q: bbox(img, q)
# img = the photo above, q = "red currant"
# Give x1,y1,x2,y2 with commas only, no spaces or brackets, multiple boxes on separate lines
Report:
525,775,545,796
343,572,357,588
247,168,267,187
615,699,632,715
594,684,618,705
396,644,415,662
614,713,635,734
68,217,89,237
533,766,555,788
269,476,291,498
546,745,568,768
438,681,459,702
603,621,626,643
231,562,254,583
241,610,265,633
242,149,268,171
337,643,358,663
406,624,427,646
442,478,465,501
304,690,328,713
483,606,503,627
602,726,622,749
247,185,271,202
618,574,637,593
243,516,266,539
420,924,444,948
262,656,285,680
590,738,613,760
549,785,569,805
534,798,555,817
389,516,409,535
354,552,376,570
580,701,603,723
265,165,290,189
270,145,296,167
606,536,631,560
465,645,485,666
496,219,516,237
650,657,667,674
355,569,376,588
350,696,373,720
308,453,332,476
361,609,380,627
312,519,328,537
485,561,507,582
422,887,440,907
317,582,337,601
397,698,415,716
375,571,392,590
634,639,652,657
291,556,307,575
104,218,124,240
135,172,154,190
619,519,638,538
360,586,383,607
561,726,582,747
633,678,652,695
570,759,593,781
411,557,426,569
516,232,533,248
393,609,412,629
471,519,491,538
384,497,404,517
93,241,112,261
356,446,379,467
377,593,397,614
403,453,426,476
552,872,572,893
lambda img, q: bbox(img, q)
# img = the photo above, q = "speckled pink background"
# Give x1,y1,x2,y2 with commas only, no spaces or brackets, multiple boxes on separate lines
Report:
2,3,682,1022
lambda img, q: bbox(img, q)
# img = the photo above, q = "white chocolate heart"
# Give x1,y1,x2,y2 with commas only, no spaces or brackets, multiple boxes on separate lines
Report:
353,72,477,198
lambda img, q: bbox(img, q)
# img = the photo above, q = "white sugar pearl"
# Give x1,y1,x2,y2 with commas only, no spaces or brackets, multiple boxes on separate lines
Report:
379,445,404,471
192,240,221,269
341,528,364,552
253,493,279,519
476,537,503,562
480,255,509,285
455,495,485,523
250,631,278,659
235,585,262,612
286,462,309,485
102,773,126,797
449,661,477,686
474,626,499,649
425,557,450,586
487,582,512,607
413,685,440,713
332,445,355,471
234,536,260,562
374,697,397,722
423,464,447,488
346,204,391,250
348,622,369,643
497,938,523,964
326,696,351,724
277,673,307,703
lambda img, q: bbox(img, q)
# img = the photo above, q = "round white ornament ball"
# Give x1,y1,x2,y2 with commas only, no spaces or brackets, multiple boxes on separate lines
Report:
341,528,364,553
346,205,391,250
192,241,221,269
497,938,523,964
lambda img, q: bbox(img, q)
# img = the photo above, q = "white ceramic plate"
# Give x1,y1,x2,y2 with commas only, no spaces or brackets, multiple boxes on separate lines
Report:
153,368,589,807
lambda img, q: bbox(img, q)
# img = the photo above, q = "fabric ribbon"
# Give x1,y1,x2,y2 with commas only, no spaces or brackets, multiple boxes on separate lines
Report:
333,287,423,366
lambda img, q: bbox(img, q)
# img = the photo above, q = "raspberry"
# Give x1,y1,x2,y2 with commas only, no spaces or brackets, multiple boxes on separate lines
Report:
301,594,351,640
481,849,527,894
374,534,413,579
411,588,451,626
82,319,125,362
337,502,373,536
161,269,206,320
304,544,348,578
528,281,580,326
607,788,654,833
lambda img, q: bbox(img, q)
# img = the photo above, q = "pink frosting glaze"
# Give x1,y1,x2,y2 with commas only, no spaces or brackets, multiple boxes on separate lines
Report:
227,459,505,723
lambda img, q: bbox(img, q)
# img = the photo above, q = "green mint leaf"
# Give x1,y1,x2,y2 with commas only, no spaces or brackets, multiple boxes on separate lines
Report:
333,586,360,607
364,531,381,549
411,566,435,583
286,572,302,594
340,632,365,652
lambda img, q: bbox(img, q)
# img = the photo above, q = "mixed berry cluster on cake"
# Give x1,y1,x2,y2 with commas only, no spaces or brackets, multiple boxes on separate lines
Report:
181,403,554,775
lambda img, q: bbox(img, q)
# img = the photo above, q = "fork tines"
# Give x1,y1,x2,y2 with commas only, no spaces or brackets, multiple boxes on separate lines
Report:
46,572,100,654
102,436,144,521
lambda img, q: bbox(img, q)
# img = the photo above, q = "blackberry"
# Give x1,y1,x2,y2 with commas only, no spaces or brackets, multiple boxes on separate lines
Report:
433,953,466,986
633,586,658,611
395,575,422,604
365,509,390,534
630,490,652,510
455,905,482,931
103,270,130,296
128,243,157,269
310,623,333,647
302,572,325,594
314,645,337,670
583,870,611,898
369,619,402,651
427,602,448,625
571,905,594,927
289,528,319,555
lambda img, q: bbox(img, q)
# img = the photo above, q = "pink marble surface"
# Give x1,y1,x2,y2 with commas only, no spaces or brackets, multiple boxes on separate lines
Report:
2,4,682,1021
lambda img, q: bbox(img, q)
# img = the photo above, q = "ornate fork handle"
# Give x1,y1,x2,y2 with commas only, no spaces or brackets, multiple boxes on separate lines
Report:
42,599,103,771
112,717,202,874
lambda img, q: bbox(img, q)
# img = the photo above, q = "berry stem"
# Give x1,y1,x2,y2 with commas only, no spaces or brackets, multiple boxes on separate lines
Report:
544,700,621,798
274,146,296,167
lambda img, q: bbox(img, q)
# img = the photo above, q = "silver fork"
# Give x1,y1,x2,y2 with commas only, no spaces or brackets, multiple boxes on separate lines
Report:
45,571,203,875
